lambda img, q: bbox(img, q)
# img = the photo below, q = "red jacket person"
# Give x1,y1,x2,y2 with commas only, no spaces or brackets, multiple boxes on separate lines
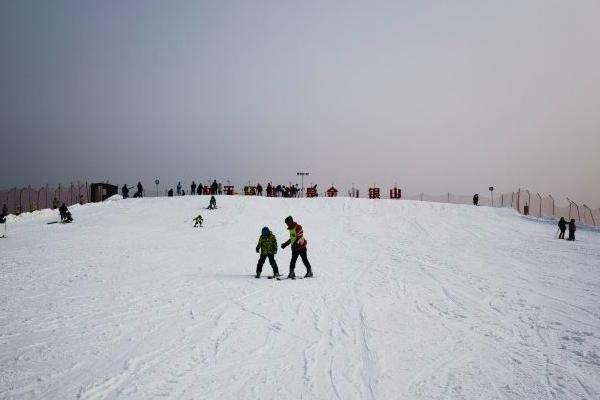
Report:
281,216,313,279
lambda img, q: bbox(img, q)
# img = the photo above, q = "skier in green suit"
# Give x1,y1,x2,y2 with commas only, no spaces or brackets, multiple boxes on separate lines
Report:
255,227,280,279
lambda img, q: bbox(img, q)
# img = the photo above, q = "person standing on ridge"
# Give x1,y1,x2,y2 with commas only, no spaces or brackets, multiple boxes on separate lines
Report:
197,183,203,195
176,181,182,196
122,184,129,199
191,181,197,196
135,181,144,197
558,217,567,239
255,227,280,279
281,216,313,279
211,180,218,195
473,194,479,206
568,219,576,241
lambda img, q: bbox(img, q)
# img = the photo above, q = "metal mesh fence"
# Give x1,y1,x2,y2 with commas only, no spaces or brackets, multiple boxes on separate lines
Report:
1,183,91,214
400,189,599,228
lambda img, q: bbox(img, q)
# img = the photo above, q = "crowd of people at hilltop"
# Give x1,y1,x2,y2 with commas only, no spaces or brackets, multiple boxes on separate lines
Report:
120,179,307,198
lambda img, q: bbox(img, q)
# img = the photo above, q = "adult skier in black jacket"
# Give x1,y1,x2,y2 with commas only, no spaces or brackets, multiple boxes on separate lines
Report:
558,217,567,239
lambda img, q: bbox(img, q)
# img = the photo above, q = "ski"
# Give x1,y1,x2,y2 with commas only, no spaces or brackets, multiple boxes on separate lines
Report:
276,275,314,280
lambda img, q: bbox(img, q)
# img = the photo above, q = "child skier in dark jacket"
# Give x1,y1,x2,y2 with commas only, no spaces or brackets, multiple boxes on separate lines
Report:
255,227,280,278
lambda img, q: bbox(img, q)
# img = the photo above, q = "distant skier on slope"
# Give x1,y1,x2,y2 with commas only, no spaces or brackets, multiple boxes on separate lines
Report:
255,227,280,279
280,216,313,279
177,181,182,196
0,205,6,238
58,203,73,223
568,219,576,241
558,217,567,239
473,194,479,206
121,184,130,199
208,195,217,209
193,214,203,227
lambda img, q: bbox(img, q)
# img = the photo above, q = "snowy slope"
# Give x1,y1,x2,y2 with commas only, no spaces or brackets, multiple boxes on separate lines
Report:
1,196,600,399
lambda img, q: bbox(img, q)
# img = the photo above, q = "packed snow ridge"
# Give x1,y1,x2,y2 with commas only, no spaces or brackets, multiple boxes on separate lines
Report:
1,196,600,399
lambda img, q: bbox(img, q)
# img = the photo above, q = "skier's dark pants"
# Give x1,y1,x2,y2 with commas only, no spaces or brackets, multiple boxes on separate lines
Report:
559,229,566,239
257,254,279,275
289,247,311,274
568,230,575,241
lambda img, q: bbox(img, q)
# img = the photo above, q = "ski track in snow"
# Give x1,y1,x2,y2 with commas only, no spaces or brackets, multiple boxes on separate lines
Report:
1,196,600,399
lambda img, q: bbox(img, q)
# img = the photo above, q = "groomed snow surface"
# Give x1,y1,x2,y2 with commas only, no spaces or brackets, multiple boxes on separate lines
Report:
2,196,600,400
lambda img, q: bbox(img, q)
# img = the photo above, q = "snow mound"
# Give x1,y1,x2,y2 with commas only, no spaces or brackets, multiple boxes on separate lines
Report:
1,196,599,399
105,194,123,201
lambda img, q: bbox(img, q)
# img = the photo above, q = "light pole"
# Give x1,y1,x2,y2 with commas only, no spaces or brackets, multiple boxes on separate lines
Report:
489,186,494,206
297,172,309,197
155,179,159,197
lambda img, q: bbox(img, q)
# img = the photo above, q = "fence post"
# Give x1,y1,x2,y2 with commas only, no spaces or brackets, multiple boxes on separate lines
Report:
19,188,24,213
583,205,596,226
567,198,580,222
517,188,521,212
548,195,554,217
536,193,542,217
447,192,450,203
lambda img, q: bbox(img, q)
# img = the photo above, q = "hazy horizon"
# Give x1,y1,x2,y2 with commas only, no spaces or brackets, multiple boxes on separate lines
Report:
1,0,599,206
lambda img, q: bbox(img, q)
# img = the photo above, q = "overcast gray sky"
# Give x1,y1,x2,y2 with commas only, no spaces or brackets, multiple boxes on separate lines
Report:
1,0,599,205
